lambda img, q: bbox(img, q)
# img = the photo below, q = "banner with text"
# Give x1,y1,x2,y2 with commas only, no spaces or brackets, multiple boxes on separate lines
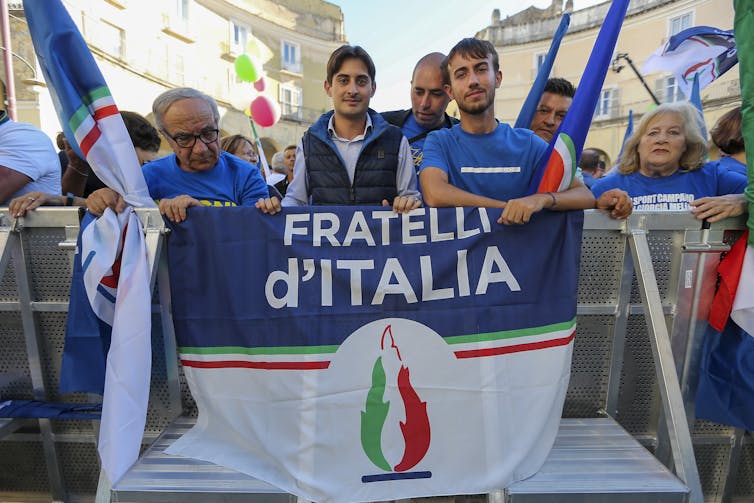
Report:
165,207,583,503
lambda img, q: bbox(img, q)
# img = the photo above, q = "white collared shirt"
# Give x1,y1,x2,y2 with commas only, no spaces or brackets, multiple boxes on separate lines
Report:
282,113,420,206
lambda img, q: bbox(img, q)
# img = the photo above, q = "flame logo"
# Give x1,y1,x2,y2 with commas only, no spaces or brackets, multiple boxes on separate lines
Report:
360,325,431,473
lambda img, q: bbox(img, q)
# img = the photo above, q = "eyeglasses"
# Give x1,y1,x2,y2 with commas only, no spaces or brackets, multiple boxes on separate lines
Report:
163,128,219,148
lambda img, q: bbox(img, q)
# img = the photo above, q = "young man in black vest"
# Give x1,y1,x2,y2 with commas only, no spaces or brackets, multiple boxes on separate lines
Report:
256,45,421,214
381,52,458,173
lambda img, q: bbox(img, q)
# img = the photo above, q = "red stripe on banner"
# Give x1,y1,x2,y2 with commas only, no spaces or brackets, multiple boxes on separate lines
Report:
93,104,120,121
453,331,576,359
79,127,101,157
180,359,331,370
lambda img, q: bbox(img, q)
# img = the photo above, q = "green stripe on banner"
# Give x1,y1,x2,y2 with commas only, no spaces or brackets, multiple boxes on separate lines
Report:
179,319,576,356
444,318,576,345
68,86,112,133
179,344,341,356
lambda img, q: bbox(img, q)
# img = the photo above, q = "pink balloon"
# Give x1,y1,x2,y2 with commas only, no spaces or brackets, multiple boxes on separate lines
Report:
250,94,281,127
253,76,266,92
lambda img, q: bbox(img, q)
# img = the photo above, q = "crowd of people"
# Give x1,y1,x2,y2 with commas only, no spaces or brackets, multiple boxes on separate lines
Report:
0,38,748,228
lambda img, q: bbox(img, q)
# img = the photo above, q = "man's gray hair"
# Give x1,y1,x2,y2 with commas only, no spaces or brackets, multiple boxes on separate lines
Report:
152,87,220,131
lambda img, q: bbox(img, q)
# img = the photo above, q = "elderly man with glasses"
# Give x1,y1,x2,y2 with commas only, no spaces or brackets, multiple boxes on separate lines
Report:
87,88,268,222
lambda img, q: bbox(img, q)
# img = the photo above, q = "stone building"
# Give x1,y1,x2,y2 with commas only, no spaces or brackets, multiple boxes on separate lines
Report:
1,0,346,159
477,0,738,165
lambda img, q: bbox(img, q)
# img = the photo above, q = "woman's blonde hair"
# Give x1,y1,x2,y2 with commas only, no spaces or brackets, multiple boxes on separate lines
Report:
618,102,708,175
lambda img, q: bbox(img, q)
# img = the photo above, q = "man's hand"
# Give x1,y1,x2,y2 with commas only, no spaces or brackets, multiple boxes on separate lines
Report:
690,194,747,223
158,195,202,223
87,188,126,216
9,191,50,217
383,196,422,214
497,193,549,225
256,197,281,215
596,188,632,220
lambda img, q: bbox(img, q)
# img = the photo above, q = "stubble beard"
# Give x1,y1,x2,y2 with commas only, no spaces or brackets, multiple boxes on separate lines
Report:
458,90,493,116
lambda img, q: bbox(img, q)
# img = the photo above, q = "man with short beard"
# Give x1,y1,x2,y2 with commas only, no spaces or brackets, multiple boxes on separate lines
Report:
382,52,458,172
420,38,629,224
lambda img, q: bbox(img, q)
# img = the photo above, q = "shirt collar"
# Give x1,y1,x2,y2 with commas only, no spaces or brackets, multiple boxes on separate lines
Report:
327,113,372,140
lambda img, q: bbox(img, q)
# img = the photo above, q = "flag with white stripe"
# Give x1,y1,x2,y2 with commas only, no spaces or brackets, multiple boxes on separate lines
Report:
24,0,155,485
642,26,737,98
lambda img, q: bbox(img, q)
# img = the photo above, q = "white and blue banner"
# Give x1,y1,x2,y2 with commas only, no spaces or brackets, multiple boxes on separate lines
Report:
165,207,583,502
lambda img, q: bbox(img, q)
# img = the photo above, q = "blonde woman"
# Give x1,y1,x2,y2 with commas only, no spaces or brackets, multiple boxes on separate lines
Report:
591,102,746,221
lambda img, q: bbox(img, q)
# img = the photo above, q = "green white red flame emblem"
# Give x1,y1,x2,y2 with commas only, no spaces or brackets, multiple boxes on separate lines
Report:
360,325,431,480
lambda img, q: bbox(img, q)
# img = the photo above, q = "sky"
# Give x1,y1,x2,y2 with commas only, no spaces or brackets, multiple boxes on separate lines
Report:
329,0,606,110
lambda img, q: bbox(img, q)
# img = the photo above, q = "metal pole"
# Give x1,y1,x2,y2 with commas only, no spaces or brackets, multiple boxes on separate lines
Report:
621,54,661,106
0,0,16,120
628,226,703,502
248,117,272,179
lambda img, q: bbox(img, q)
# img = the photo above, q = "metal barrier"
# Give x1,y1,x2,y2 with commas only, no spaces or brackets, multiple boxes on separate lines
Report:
0,208,751,502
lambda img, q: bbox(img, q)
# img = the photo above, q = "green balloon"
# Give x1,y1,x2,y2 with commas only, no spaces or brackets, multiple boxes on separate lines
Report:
235,54,259,83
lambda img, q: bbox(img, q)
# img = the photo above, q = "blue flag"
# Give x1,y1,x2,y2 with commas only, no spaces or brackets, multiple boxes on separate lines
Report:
24,0,155,484
695,321,754,430
59,213,110,394
23,0,152,205
688,73,709,144
514,14,570,129
614,110,634,168
527,0,630,194
0,400,101,420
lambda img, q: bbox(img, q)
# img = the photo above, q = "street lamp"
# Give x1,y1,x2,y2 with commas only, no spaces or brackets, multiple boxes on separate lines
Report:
611,52,660,106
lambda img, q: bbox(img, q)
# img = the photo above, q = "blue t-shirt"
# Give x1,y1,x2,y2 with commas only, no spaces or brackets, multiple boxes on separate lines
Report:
590,163,747,211
582,171,597,189
402,114,430,172
420,123,548,201
716,156,746,176
142,151,268,206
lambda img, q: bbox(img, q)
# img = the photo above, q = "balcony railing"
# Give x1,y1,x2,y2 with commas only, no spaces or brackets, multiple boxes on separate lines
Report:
280,105,325,125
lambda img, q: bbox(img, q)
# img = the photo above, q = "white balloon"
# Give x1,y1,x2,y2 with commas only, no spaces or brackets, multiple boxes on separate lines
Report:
229,85,256,112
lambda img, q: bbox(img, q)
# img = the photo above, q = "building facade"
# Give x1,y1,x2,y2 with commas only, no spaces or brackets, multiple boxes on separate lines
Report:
477,0,739,165
2,0,345,159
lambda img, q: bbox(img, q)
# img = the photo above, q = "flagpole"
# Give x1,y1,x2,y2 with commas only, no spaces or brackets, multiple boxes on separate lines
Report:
248,116,271,180
514,14,570,129
612,53,660,105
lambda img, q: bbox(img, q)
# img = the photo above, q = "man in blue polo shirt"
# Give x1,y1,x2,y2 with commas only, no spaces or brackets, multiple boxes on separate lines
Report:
420,38,630,224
